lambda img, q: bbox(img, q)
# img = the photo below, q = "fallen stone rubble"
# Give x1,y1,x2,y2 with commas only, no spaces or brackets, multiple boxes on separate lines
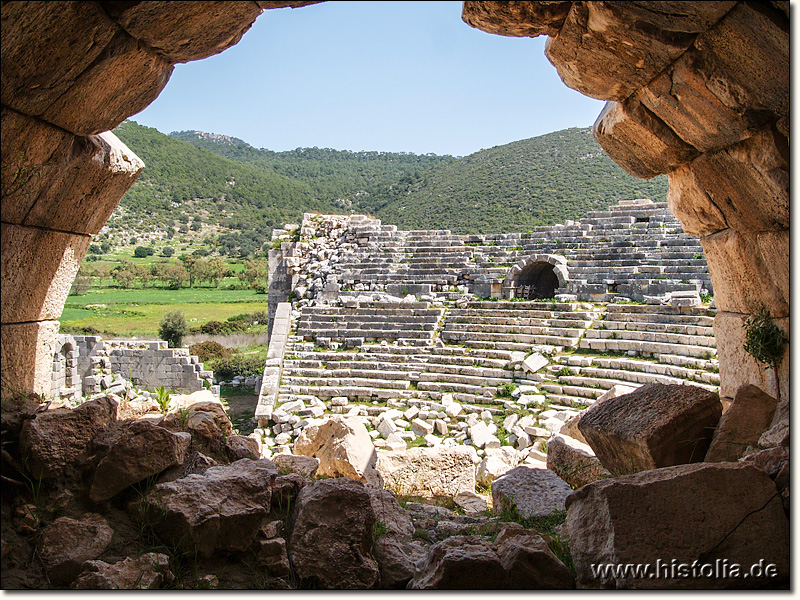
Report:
0,371,789,590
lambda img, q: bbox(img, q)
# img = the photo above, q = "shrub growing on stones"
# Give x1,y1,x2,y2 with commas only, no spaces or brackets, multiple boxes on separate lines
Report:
159,310,188,348
189,341,232,363
210,354,265,380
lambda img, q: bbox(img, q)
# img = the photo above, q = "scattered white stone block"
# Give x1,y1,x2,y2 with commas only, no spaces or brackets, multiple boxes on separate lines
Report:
522,352,549,375
424,434,441,447
411,418,434,437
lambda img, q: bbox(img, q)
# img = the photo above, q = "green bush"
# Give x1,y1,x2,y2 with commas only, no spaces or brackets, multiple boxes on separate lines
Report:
743,307,788,369
198,319,249,335
159,310,188,348
134,245,155,258
210,354,265,380
189,341,232,363
161,246,174,257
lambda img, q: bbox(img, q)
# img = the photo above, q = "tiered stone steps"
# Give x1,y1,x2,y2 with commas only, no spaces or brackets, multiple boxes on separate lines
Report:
296,301,444,344
278,339,515,419
538,303,719,406
442,301,598,350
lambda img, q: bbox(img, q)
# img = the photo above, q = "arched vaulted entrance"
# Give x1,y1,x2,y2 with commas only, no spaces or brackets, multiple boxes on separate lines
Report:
502,254,568,300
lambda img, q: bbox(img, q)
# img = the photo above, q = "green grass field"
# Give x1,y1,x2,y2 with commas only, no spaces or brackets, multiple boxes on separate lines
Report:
61,286,269,338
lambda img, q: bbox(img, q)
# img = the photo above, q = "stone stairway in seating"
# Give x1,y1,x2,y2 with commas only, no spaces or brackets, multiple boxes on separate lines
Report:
538,303,719,407
296,301,444,345
441,301,598,351
279,342,515,414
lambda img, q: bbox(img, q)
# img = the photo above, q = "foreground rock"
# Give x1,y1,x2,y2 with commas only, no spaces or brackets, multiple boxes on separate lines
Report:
39,513,114,586
170,390,233,435
289,478,379,589
409,529,574,589
578,383,722,475
476,447,518,485
272,453,320,479
758,398,788,449
494,528,574,589
368,488,425,589
705,384,778,462
546,434,610,488
492,466,572,519
20,397,117,481
89,420,191,502
137,459,277,557
293,417,379,485
71,553,172,589
375,446,475,496
409,535,504,589
565,462,789,589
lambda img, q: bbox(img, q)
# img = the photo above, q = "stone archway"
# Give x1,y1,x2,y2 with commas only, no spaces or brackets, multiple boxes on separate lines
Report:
503,254,568,300
51,334,78,399
0,1,789,408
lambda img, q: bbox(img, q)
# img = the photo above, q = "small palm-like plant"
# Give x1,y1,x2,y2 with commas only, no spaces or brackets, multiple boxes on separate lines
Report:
154,385,171,415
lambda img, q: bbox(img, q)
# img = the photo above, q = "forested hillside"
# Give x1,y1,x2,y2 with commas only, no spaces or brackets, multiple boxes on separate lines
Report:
374,128,669,233
169,130,456,216
112,121,347,256
111,121,669,256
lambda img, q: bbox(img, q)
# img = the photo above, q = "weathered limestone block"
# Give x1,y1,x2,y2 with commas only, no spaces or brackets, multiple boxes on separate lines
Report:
368,488,422,589
39,513,115,586
565,463,789,588
289,478,379,589
225,434,259,461
1,224,91,323
272,453,319,479
171,390,234,434
638,49,773,154
690,127,789,233
2,1,173,135
593,97,698,179
494,528,575,589
492,466,573,518
461,1,571,38
409,535,504,589
71,553,172,590
758,398,788,449
701,229,788,317
666,164,729,237
293,416,380,486
578,383,722,476
547,434,610,488
0,2,117,117
0,320,61,396
544,1,736,102
256,537,290,577
107,1,263,63
20,396,118,481
138,459,277,556
2,108,145,234
90,420,191,502
705,384,778,463
691,2,789,125
453,490,488,515
43,34,172,135
558,413,587,444
375,447,475,497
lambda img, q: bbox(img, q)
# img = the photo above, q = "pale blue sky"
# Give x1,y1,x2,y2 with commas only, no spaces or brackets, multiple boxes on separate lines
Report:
132,1,606,157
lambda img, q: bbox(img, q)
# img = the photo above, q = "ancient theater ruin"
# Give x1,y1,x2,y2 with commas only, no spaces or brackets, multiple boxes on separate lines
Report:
1,0,788,591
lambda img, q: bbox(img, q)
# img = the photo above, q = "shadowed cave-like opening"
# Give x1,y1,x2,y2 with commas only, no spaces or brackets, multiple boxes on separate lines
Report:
516,261,560,299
